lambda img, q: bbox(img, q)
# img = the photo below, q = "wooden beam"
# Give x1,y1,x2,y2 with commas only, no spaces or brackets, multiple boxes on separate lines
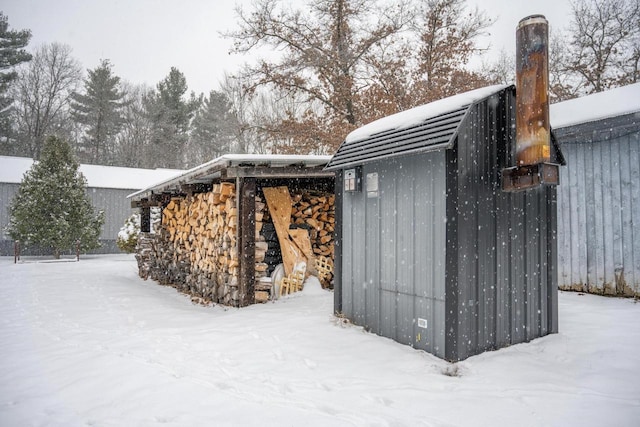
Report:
225,166,334,179
238,177,256,307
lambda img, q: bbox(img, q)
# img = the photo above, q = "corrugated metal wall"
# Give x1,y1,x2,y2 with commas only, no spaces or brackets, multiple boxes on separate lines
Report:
445,91,558,361
337,88,559,362
0,182,136,255
557,126,640,296
340,151,447,358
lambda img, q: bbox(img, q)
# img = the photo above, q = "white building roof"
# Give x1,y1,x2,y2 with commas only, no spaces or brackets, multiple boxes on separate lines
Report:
550,82,640,129
0,156,183,190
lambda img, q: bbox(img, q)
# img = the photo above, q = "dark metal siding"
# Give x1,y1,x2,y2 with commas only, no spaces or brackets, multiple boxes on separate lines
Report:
340,152,447,358
445,90,558,361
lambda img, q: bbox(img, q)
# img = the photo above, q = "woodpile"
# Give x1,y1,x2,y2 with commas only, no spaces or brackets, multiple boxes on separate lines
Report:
290,191,335,260
135,182,334,306
262,187,335,292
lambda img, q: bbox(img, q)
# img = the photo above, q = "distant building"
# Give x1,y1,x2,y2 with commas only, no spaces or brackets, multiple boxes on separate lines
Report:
551,82,640,297
0,156,181,256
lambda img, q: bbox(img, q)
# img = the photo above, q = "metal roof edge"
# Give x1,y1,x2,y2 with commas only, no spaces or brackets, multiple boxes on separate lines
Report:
128,154,332,200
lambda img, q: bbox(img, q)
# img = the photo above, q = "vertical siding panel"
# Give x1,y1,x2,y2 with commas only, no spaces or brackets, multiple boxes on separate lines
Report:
558,151,571,288
610,138,624,292
380,163,397,340
584,142,597,288
433,153,447,358
365,164,381,334
341,193,354,319
496,193,511,346
630,133,640,293
352,188,367,325
396,164,414,345
511,194,526,343
619,135,634,291
602,141,615,292
592,141,606,290
576,143,589,288
539,186,549,335
524,191,536,340
568,147,582,287
413,156,430,351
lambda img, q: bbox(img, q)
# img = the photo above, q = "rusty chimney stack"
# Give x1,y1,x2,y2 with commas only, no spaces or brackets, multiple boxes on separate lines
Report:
502,14,559,192
516,15,550,165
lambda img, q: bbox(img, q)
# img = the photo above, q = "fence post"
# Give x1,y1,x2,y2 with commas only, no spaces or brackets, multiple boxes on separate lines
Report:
14,240,20,264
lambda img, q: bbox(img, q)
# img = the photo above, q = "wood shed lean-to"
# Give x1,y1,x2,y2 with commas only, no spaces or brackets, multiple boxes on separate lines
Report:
551,82,640,297
129,154,335,307
326,83,566,361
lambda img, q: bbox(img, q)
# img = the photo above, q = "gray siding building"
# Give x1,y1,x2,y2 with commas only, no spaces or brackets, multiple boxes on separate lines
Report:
326,85,564,361
551,83,640,297
0,156,181,256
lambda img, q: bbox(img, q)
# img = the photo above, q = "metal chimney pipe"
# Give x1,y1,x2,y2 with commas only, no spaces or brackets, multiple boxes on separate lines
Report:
515,15,550,166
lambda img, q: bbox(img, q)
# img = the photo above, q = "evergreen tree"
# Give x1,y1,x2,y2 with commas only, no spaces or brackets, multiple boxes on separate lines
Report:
7,135,105,259
145,67,199,168
0,12,32,151
187,90,237,166
70,59,126,165
0,12,31,112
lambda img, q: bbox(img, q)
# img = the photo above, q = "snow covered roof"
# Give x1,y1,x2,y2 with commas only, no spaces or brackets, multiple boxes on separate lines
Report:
0,156,183,190
326,84,509,170
128,154,333,201
550,82,640,129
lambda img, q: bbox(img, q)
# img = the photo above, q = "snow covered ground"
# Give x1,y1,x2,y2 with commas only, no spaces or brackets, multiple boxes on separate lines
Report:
1,255,639,427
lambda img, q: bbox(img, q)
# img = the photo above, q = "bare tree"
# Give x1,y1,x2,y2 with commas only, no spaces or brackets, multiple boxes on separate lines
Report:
548,31,584,102
411,0,492,103
228,0,411,151
567,0,640,93
10,43,82,159
481,49,514,85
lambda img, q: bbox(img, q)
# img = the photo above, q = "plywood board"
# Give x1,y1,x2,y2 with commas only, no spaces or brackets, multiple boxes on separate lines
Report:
263,186,304,276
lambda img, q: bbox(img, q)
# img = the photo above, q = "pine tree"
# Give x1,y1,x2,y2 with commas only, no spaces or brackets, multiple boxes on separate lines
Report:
0,12,32,151
7,135,105,259
0,12,31,112
70,59,126,165
187,90,237,166
145,67,200,169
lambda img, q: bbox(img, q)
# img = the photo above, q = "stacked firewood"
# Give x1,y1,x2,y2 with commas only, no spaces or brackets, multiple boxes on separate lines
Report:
158,183,240,304
290,192,335,260
136,184,335,305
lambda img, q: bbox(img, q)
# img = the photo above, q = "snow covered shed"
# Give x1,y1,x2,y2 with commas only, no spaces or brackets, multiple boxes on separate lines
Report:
128,154,335,307
551,83,640,297
0,155,181,256
325,84,565,361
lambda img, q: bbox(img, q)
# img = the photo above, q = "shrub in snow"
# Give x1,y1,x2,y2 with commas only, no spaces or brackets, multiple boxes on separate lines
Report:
117,213,140,253
7,136,105,259
116,208,160,253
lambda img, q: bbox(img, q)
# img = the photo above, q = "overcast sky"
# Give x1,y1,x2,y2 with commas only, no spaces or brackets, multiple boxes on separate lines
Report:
2,0,573,95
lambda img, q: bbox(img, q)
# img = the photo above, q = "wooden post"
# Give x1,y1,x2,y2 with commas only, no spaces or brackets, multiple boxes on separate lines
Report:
238,177,256,307
140,206,151,233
